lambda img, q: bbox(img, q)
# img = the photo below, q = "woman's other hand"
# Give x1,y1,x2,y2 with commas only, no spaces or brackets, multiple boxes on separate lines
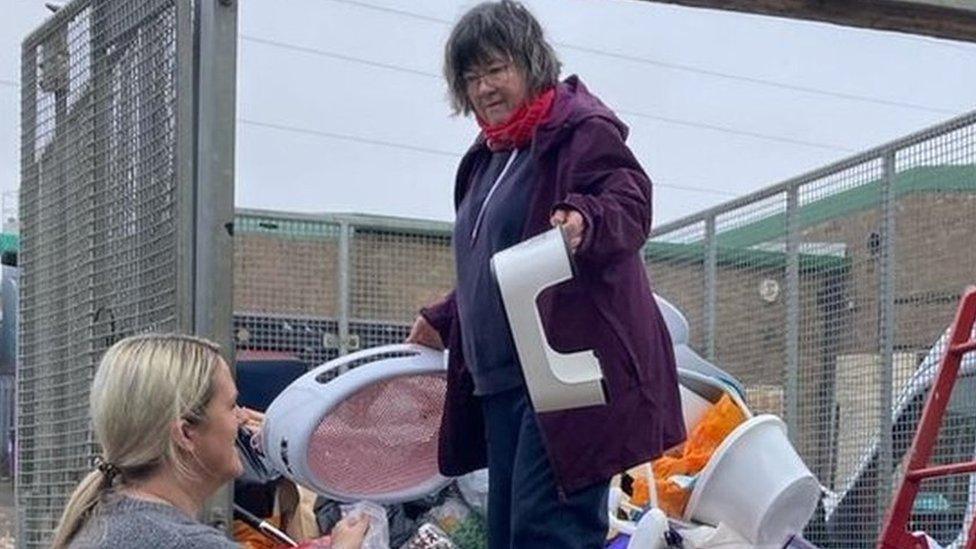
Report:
406,315,445,351
550,208,586,252
239,407,264,434
330,515,369,549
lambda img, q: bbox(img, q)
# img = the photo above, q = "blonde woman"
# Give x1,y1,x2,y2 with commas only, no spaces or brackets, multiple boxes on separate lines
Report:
53,334,367,549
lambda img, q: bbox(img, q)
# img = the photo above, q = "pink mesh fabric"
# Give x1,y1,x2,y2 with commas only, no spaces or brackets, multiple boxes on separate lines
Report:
307,373,447,497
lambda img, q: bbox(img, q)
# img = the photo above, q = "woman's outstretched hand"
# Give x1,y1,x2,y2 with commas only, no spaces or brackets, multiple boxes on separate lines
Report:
550,208,585,253
406,315,445,351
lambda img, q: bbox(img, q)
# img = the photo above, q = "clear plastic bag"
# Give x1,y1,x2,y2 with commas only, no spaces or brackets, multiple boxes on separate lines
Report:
426,498,470,536
455,470,488,516
341,501,390,549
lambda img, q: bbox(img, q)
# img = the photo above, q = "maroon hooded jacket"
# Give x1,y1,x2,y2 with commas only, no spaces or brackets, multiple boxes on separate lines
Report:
422,76,686,494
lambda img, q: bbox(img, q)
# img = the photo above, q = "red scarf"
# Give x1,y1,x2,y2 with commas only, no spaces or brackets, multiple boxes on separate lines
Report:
476,87,556,152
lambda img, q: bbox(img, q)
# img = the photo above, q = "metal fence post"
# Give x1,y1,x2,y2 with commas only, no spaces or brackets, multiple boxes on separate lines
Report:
338,222,352,362
878,150,897,527
176,0,196,332
17,23,38,545
785,186,800,438
194,0,238,532
703,215,717,361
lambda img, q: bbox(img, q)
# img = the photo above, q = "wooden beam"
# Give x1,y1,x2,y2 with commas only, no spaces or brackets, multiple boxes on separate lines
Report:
636,0,976,43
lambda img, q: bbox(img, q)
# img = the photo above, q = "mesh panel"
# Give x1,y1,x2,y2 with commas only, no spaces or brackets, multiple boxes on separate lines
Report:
796,160,886,545
712,194,788,417
350,227,453,349
232,113,976,544
647,111,976,547
644,222,707,351
306,374,446,497
18,1,190,545
233,212,454,371
893,121,976,548
234,213,342,366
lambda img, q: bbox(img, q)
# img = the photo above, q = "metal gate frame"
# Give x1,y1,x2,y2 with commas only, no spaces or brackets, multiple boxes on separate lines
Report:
17,0,236,544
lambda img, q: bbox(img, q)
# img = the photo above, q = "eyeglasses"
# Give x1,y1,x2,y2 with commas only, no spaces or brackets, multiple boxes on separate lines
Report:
463,62,512,90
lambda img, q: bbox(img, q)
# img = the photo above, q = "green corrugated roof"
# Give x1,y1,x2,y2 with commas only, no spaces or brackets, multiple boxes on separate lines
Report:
643,164,974,272
234,209,452,239
715,165,976,249
642,240,848,272
0,234,18,254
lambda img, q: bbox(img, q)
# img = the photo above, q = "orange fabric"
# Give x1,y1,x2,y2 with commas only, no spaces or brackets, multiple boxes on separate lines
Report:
632,394,746,517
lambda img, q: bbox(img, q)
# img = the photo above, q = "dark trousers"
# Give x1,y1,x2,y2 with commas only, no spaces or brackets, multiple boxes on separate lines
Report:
480,387,609,549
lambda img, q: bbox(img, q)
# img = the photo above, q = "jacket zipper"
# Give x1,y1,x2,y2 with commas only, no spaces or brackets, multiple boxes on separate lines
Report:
470,150,519,244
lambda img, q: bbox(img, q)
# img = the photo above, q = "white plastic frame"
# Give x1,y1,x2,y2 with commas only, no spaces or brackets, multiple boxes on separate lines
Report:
261,344,450,504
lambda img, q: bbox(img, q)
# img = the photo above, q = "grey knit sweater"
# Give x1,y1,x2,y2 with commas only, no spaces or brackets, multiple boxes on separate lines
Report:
67,495,239,549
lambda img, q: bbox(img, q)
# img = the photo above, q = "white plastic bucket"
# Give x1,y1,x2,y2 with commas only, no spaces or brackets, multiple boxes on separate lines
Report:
684,415,820,546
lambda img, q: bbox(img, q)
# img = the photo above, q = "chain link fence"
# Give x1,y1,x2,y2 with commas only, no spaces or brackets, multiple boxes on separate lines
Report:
235,111,975,548
18,0,198,545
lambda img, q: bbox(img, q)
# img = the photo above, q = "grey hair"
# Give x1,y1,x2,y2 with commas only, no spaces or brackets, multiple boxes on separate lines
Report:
444,0,561,115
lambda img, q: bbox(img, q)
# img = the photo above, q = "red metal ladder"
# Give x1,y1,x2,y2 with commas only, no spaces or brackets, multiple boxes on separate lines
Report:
878,286,976,549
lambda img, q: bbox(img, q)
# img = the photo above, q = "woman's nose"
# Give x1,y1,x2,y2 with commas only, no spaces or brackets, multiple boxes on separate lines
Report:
473,77,496,96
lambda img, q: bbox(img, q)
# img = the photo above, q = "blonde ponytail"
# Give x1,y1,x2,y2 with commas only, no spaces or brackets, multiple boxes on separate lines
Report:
51,334,223,547
51,470,112,548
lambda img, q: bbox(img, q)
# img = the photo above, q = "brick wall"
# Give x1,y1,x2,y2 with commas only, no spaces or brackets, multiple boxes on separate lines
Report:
235,232,340,317
349,230,455,323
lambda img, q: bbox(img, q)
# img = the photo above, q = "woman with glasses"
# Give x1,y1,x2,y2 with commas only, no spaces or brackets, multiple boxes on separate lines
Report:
407,1,686,547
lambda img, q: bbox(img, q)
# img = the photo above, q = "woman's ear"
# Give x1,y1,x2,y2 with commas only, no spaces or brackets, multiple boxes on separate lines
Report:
170,418,196,453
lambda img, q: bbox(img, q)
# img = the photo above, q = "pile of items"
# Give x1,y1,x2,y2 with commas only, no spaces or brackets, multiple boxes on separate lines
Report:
244,287,825,549
237,345,491,549
604,380,820,548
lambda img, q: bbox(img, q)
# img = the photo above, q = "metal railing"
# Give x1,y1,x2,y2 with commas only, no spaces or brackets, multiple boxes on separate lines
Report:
646,110,976,547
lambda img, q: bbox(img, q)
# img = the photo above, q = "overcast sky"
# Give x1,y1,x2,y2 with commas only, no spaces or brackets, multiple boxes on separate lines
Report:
2,0,976,227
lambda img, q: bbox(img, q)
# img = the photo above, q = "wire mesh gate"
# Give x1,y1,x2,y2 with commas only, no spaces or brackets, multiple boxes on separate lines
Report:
18,0,235,546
